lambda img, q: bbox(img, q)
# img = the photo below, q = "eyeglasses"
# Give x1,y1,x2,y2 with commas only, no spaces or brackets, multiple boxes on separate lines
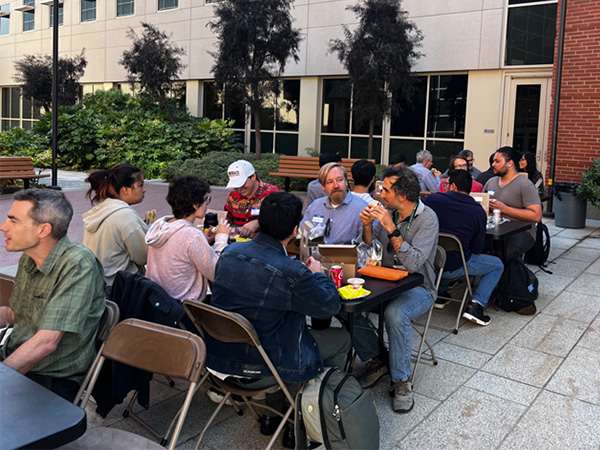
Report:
454,164,468,169
204,196,211,206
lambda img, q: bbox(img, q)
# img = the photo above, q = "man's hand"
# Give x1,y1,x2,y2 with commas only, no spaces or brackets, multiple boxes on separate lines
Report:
240,220,260,238
368,204,395,234
431,168,442,178
0,306,14,328
359,206,374,226
306,257,323,274
489,199,506,213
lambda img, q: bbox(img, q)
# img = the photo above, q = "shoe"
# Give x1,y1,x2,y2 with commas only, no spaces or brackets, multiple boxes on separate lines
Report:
390,380,414,413
462,302,491,326
206,389,242,407
516,305,536,315
282,421,295,449
434,297,450,309
359,357,389,389
260,415,282,436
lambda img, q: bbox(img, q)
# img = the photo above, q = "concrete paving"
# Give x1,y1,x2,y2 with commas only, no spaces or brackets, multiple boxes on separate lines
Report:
1,173,599,449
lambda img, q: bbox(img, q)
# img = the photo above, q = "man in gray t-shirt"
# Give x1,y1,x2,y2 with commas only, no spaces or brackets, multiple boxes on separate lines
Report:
484,146,542,260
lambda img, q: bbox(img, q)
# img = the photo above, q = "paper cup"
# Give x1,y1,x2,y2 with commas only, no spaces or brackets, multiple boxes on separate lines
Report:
347,277,365,289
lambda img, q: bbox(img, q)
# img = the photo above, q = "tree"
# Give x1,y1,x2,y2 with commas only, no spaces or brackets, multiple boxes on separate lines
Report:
120,22,186,124
13,52,87,111
209,0,301,160
330,0,423,159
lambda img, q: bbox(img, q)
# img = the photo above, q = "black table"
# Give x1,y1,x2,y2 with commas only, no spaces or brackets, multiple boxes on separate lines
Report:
485,220,533,260
340,273,424,372
0,364,87,449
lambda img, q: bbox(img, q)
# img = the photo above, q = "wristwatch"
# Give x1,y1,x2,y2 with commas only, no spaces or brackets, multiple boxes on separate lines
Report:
387,229,401,240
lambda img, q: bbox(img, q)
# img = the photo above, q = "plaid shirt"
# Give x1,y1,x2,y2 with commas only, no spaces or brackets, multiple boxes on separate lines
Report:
1,237,106,384
224,180,280,226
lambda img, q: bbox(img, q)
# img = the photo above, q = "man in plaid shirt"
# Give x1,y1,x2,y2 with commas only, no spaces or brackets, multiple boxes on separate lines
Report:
224,160,279,238
0,189,105,401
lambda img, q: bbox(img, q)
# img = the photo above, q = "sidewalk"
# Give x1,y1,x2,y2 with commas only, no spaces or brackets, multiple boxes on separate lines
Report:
1,172,599,449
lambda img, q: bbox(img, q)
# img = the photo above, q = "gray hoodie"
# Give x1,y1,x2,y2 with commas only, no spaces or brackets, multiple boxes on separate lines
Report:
82,198,148,286
145,216,227,302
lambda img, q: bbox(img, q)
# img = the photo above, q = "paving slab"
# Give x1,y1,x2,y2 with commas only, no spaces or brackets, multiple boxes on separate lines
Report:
548,236,579,250
482,344,562,388
509,313,587,357
547,246,566,262
576,236,600,249
543,291,600,323
561,246,600,262
546,346,600,405
464,371,540,407
554,227,596,240
499,390,600,450
399,386,525,450
535,271,575,298
577,318,600,352
412,359,476,402
430,342,492,370
585,258,600,274
533,257,591,278
566,272,600,296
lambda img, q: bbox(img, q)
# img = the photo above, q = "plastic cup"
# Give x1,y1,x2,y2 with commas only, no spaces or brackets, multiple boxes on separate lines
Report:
347,277,365,290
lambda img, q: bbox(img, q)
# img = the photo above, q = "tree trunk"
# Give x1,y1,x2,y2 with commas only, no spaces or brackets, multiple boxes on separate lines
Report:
368,119,375,160
254,108,262,161
159,92,176,124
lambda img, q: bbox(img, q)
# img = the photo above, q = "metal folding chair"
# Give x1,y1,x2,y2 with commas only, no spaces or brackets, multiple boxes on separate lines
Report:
410,245,445,384
436,232,474,334
61,319,206,450
183,300,296,450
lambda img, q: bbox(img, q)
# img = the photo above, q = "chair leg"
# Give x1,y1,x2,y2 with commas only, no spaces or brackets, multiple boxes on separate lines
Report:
411,305,434,384
195,392,233,450
265,405,294,450
454,290,470,334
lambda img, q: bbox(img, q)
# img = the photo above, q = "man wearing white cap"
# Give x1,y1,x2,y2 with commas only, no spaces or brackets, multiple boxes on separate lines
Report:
225,160,280,238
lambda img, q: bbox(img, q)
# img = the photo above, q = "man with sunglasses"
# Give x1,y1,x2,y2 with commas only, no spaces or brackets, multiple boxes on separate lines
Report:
358,166,439,413
225,160,280,238
301,162,367,244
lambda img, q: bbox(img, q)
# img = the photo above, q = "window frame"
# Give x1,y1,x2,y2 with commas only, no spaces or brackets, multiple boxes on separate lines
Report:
81,0,96,23
157,0,178,12
116,0,134,17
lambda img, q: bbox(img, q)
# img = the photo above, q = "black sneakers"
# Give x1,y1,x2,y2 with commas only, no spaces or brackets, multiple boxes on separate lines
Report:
462,301,491,326
434,298,450,309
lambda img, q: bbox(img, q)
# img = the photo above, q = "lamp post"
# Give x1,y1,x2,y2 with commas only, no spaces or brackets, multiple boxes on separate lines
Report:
50,0,59,188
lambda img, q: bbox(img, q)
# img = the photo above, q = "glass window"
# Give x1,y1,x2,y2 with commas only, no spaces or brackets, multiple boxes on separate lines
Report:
158,0,178,11
427,74,468,139
23,0,34,31
350,137,382,162
81,0,96,22
505,1,557,66
321,79,350,134
1,87,42,131
50,4,63,26
276,80,300,131
117,0,134,16
0,4,9,36
390,76,427,137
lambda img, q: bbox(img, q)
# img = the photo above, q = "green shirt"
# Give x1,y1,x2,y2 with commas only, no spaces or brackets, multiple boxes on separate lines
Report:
1,236,106,384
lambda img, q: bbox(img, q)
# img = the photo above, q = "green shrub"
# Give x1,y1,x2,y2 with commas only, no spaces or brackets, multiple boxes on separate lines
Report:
0,127,49,164
163,152,309,191
578,158,600,209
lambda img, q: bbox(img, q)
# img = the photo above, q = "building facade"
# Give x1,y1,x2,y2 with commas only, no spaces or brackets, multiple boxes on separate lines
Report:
1,0,573,177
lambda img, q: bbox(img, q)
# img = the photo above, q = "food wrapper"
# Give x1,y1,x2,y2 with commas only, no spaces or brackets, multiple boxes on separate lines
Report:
144,209,156,225
338,285,371,300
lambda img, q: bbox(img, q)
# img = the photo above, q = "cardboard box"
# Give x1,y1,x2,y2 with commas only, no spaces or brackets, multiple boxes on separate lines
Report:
318,244,358,283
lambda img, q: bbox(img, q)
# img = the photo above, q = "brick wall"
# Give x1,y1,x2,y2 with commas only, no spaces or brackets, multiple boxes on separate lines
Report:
548,0,600,184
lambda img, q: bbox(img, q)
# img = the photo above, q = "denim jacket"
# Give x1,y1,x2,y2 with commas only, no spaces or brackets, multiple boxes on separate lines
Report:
207,233,341,382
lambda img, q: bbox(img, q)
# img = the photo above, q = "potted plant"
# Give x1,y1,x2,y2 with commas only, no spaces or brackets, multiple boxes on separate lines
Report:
577,157,600,209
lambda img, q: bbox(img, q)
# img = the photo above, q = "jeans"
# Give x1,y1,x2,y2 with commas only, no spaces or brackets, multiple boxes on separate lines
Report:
440,253,504,307
385,286,434,383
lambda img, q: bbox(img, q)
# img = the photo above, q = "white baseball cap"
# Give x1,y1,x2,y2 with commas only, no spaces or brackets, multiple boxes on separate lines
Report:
226,160,256,189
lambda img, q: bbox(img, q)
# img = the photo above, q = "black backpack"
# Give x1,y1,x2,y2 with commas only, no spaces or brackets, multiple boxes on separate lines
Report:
495,256,538,315
524,222,552,273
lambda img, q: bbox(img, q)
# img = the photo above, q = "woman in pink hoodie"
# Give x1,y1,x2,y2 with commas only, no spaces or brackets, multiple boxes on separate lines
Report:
145,175,230,302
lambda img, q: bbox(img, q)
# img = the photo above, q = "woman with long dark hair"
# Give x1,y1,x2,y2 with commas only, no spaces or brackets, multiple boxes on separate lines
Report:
519,152,545,195
83,163,148,288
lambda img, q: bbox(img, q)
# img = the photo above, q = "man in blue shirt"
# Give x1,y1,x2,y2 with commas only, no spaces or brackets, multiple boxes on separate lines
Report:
424,170,504,325
409,150,442,192
306,153,341,205
301,162,367,244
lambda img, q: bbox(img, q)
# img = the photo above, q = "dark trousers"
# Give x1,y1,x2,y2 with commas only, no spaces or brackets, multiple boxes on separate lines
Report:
26,373,80,402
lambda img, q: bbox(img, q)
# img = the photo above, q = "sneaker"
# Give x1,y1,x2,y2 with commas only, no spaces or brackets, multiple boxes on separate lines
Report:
462,302,491,326
390,380,414,413
434,297,450,309
206,388,242,407
359,357,389,389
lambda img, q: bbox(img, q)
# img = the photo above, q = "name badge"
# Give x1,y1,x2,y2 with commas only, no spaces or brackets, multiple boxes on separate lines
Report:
312,215,324,224
251,207,260,216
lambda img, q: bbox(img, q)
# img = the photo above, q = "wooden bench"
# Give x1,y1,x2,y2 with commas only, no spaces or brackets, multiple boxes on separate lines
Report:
270,156,376,191
0,156,50,189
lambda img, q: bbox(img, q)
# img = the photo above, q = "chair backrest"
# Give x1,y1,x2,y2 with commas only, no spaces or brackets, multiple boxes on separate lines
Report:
102,318,205,382
183,300,260,347
433,245,446,292
97,300,120,342
438,232,472,292
469,192,489,215
0,274,14,307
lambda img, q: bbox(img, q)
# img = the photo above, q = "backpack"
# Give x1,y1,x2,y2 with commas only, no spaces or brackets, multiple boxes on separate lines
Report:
495,256,538,315
524,222,552,273
295,367,380,450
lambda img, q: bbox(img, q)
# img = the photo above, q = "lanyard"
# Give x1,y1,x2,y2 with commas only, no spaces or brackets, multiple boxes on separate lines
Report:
393,202,418,239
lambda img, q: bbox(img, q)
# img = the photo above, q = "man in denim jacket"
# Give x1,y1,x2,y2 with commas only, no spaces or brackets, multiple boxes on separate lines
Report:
208,192,351,443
